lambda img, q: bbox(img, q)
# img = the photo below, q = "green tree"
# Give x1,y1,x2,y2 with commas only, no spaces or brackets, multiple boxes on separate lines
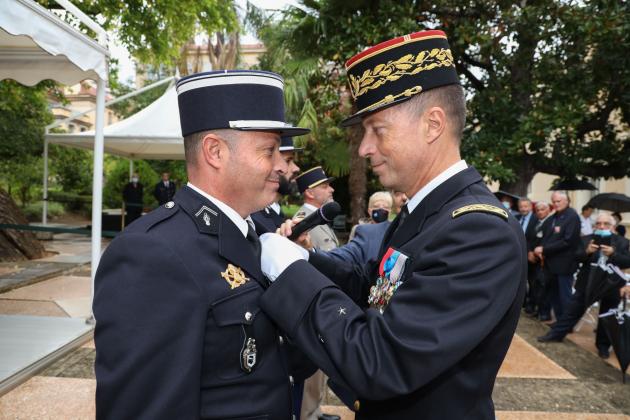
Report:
38,0,238,67
0,80,54,161
0,157,43,207
247,1,421,221
249,0,630,200
0,80,57,206
50,145,93,195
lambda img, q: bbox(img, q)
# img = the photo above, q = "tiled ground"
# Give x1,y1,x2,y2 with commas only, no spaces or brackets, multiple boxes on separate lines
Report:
1,232,629,419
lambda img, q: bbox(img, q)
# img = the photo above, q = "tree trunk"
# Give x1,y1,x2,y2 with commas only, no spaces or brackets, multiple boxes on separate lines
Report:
208,32,239,70
177,42,191,77
0,189,46,261
500,156,536,197
347,124,366,225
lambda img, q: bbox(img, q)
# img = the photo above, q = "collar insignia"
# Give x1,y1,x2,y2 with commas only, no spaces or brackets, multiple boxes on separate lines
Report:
221,264,250,289
195,205,218,217
194,205,218,231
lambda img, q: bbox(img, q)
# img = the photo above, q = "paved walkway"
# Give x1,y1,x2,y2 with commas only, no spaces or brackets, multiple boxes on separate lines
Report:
0,232,628,419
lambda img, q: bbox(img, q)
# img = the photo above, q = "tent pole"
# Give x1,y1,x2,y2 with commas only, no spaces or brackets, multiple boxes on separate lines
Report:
42,135,49,225
129,159,134,180
90,77,106,311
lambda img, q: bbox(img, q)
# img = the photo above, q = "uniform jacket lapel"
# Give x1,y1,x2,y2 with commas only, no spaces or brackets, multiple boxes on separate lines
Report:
176,186,265,286
217,215,265,284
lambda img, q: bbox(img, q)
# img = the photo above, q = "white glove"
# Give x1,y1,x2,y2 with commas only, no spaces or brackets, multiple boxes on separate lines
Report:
260,233,309,281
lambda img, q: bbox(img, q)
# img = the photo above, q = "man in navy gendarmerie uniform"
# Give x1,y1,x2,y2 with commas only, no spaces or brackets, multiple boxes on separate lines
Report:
251,136,302,234
256,31,527,419
93,70,311,420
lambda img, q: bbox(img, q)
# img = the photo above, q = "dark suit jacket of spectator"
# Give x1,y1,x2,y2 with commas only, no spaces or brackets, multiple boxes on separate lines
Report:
517,212,538,252
153,181,177,205
541,207,582,275
123,183,143,206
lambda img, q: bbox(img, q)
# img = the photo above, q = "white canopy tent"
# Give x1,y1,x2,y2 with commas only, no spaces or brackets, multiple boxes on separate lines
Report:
0,0,109,289
0,0,109,393
46,85,185,160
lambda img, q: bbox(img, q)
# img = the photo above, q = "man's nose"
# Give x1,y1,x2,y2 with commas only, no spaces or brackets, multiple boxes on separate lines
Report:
275,150,288,175
358,134,374,158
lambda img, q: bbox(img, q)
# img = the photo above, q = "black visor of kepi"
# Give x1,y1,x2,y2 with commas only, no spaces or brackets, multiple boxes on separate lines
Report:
176,70,310,137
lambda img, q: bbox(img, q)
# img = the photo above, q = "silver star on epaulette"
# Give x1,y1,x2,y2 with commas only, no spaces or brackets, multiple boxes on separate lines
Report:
338,307,347,316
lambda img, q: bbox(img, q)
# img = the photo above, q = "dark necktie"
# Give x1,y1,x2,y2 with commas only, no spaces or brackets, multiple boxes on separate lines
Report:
391,204,409,238
246,221,261,261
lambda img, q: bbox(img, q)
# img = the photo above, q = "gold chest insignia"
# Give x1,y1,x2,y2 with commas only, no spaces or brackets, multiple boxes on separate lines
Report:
221,264,249,289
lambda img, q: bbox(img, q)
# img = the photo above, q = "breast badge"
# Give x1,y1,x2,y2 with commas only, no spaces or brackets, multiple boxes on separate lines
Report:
221,264,250,289
241,337,257,373
368,247,409,313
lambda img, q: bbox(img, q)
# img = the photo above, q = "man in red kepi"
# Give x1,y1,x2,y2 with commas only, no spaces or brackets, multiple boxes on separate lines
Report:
257,30,526,419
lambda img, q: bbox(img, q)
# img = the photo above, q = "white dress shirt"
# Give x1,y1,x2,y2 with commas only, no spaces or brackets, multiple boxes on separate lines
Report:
406,160,468,214
269,202,282,215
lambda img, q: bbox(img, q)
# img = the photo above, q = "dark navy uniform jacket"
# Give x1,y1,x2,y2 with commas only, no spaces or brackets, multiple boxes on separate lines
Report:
259,167,527,420
94,186,300,420
541,207,582,275
251,205,285,234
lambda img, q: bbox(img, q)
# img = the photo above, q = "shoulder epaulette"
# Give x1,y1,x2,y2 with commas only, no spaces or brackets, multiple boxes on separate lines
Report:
452,204,508,220
129,201,180,233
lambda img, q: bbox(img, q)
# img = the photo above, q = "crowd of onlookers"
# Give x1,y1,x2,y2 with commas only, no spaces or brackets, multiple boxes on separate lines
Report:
511,192,630,359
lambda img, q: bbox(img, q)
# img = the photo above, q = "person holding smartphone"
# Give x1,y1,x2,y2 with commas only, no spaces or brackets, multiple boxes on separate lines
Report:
538,213,630,358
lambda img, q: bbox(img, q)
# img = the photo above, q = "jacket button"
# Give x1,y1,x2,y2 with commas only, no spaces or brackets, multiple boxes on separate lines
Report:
354,400,361,411
164,201,175,209
244,311,252,321
279,335,284,345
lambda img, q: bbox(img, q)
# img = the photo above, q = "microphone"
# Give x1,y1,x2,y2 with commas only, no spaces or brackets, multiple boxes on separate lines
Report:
289,201,342,241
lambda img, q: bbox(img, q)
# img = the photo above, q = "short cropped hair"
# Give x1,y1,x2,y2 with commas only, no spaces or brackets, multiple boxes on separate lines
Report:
368,191,393,209
399,84,466,141
183,129,240,164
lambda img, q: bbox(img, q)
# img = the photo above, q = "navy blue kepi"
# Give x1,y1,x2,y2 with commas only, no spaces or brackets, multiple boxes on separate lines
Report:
176,70,309,137
279,136,303,152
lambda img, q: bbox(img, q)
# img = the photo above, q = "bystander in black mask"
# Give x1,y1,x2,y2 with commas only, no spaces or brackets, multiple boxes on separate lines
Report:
371,208,389,223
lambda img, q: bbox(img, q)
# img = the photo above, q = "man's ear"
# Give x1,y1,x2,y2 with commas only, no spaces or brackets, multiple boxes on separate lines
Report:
201,133,227,169
304,188,314,201
423,106,446,144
